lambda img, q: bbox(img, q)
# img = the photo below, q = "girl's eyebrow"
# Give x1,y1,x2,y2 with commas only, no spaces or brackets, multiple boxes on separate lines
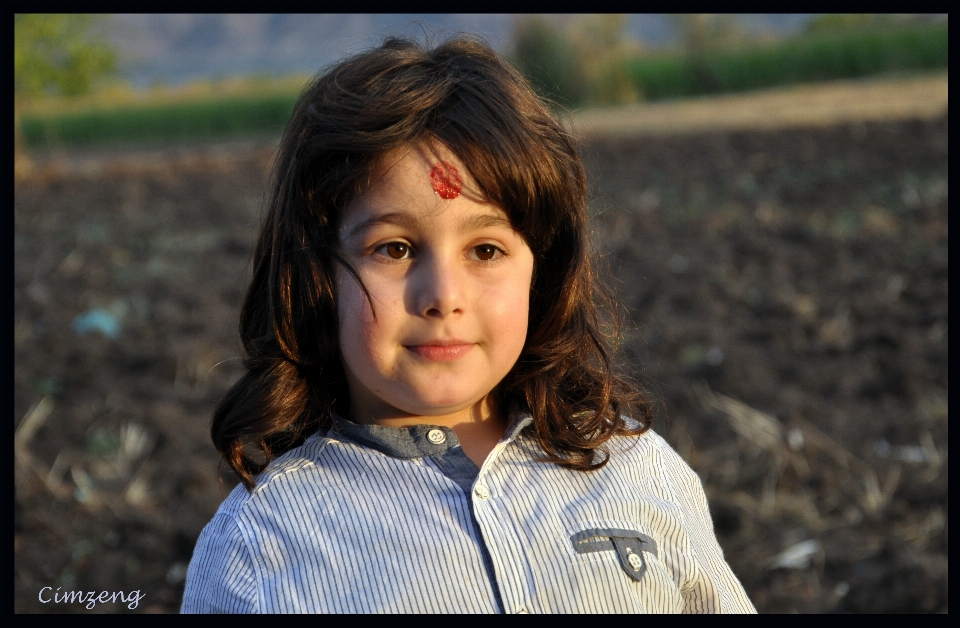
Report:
343,211,422,240
457,213,513,233
343,211,513,240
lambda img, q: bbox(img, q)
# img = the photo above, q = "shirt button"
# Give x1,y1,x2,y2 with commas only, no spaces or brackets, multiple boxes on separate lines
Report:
427,429,446,444
474,484,490,499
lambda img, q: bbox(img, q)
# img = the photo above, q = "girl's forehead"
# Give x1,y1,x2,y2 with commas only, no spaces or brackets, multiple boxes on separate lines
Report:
341,143,497,224
376,142,470,186
339,160,512,242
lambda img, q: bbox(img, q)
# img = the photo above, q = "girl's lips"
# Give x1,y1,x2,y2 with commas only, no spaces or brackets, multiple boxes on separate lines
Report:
405,343,474,362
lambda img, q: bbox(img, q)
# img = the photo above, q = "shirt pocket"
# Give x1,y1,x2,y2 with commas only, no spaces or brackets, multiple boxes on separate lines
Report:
570,527,658,583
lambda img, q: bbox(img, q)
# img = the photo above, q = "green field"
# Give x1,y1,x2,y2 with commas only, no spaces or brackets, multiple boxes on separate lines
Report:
627,22,948,100
19,91,300,149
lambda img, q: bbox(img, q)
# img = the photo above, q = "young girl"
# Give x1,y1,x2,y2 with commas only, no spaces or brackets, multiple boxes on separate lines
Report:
181,36,755,614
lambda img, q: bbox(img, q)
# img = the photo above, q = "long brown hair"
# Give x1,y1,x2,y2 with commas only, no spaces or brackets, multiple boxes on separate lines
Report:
212,36,652,490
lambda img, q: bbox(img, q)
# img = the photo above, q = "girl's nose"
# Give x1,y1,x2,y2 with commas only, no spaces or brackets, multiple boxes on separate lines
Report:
411,253,465,318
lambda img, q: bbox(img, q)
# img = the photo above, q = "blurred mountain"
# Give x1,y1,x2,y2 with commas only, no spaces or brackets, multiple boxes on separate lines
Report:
108,14,817,87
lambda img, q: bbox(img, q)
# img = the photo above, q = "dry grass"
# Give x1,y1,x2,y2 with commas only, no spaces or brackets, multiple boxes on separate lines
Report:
569,72,948,137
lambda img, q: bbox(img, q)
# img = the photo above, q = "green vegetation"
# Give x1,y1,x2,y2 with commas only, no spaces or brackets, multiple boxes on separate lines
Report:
511,15,947,107
511,15,639,108
628,20,948,100
512,16,586,107
20,92,299,149
15,14,117,100
16,15,303,151
15,14,118,156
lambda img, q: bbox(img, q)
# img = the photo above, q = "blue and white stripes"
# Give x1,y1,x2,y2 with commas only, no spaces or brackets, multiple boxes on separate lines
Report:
181,414,755,613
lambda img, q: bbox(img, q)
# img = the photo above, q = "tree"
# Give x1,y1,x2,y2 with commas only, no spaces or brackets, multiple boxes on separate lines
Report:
568,15,641,106
511,16,586,107
511,15,640,108
15,14,117,101
14,14,117,170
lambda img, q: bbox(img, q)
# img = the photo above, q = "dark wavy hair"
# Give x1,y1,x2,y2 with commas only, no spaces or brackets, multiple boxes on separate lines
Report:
212,36,652,490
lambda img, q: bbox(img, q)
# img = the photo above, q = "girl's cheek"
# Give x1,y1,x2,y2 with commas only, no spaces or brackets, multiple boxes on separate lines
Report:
482,272,532,317
339,275,401,358
479,289,529,355
488,287,527,314
338,288,380,369
336,272,374,331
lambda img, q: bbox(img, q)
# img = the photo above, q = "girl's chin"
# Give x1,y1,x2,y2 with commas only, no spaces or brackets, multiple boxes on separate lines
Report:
397,390,491,417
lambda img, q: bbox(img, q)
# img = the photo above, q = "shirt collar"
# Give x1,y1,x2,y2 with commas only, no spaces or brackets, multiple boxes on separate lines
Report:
329,405,532,460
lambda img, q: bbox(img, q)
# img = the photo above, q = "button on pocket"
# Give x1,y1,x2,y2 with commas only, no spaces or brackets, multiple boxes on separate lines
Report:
609,537,650,582
570,528,657,583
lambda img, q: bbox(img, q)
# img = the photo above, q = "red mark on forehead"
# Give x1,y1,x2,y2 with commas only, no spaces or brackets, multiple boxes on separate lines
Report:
430,162,463,200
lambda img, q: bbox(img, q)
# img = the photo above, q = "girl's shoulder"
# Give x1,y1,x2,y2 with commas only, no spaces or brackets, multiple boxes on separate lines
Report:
212,430,336,518
605,420,682,459
601,423,703,488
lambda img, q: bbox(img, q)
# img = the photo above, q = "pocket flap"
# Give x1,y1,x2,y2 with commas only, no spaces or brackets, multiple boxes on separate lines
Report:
571,528,657,582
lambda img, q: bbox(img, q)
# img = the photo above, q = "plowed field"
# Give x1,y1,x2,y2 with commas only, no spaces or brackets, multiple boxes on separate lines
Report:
15,79,947,612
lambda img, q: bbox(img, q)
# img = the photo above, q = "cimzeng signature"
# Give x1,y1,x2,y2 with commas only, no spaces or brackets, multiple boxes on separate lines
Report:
39,587,145,610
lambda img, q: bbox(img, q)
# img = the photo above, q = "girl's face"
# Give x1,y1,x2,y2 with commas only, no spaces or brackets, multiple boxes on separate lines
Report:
337,142,534,424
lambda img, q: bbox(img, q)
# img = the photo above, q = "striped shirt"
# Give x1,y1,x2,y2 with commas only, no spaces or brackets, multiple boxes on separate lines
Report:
181,409,755,613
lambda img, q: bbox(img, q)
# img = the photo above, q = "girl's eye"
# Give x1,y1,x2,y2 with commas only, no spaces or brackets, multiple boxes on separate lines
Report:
377,242,411,260
472,244,502,261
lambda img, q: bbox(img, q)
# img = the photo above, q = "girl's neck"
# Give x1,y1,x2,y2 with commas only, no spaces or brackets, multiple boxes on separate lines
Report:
350,396,507,468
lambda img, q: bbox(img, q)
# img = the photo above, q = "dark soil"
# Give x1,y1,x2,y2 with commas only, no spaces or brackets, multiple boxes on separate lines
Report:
14,116,947,613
